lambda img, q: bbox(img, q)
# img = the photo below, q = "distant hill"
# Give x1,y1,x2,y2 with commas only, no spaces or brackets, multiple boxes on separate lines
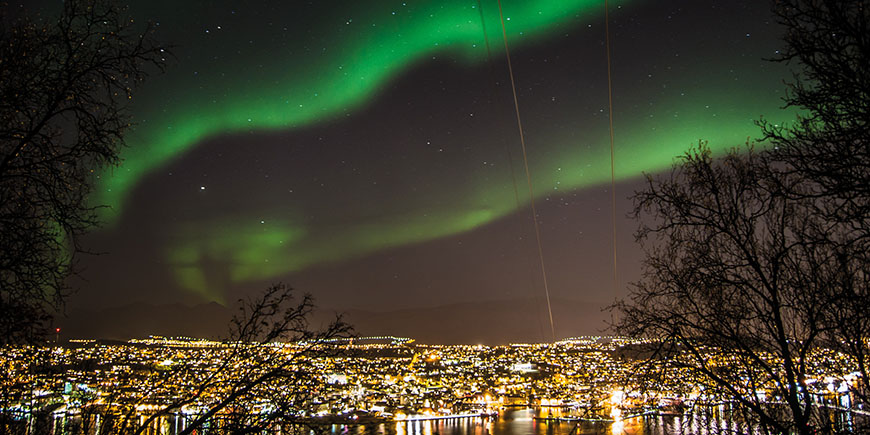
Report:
62,301,234,341
61,298,611,345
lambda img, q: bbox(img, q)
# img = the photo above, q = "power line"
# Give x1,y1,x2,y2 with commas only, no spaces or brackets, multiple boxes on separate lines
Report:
496,0,556,342
605,0,619,299
476,0,547,342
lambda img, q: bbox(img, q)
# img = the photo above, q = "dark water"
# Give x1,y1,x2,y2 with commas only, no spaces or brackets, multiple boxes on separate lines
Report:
46,405,860,434
43,408,728,435
326,409,751,435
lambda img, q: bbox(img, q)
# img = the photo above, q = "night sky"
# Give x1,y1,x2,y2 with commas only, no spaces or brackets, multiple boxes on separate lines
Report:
29,0,792,340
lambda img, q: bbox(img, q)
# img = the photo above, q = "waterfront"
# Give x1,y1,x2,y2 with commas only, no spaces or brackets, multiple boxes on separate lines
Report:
325,408,758,435
35,404,865,435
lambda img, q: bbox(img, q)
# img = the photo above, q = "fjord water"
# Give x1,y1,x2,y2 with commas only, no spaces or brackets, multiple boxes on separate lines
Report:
327,408,755,435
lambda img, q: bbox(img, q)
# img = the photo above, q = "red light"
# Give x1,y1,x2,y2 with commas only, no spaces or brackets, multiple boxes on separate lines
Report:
55,328,60,333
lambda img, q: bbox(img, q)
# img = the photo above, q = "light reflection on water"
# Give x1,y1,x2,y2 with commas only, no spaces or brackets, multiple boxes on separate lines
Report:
324,409,722,435
44,406,858,434
41,403,860,434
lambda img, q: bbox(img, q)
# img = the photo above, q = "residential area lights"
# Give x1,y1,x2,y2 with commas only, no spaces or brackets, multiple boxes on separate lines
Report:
0,335,862,427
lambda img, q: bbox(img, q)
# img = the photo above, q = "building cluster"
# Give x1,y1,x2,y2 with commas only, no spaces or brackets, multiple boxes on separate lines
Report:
0,335,861,429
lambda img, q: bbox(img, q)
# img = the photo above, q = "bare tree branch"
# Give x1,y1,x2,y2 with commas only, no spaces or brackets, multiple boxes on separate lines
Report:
0,0,168,345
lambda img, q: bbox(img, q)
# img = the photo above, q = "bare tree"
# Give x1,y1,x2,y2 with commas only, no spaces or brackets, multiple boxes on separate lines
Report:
761,0,870,224
0,0,166,344
0,284,350,434
615,142,870,434
761,0,870,413
70,284,351,435
615,1,870,433
167,284,351,434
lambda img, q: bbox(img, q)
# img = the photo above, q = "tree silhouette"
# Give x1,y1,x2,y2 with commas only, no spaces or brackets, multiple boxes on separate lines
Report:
762,0,869,220
1,284,351,434
616,1,870,433
616,144,857,434
0,0,166,344
762,0,870,413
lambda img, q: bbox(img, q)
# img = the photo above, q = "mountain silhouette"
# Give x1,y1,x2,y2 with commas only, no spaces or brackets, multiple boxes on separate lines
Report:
60,298,609,345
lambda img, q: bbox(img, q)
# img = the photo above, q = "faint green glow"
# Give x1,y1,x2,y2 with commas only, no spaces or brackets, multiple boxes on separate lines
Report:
96,0,615,219
165,208,495,296
166,220,305,300
165,89,791,297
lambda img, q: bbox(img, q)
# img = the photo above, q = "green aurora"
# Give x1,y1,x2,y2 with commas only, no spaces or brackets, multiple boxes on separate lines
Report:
163,89,788,301
98,0,619,219
91,0,791,300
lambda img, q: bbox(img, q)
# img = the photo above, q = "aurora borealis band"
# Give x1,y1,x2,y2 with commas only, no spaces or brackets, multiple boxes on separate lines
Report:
95,0,618,217
26,0,794,337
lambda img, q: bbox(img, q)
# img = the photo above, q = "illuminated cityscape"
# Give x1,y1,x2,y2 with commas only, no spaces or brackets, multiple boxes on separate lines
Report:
1,336,862,434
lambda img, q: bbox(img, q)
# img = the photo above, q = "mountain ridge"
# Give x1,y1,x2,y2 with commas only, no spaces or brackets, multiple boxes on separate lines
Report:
60,297,610,345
